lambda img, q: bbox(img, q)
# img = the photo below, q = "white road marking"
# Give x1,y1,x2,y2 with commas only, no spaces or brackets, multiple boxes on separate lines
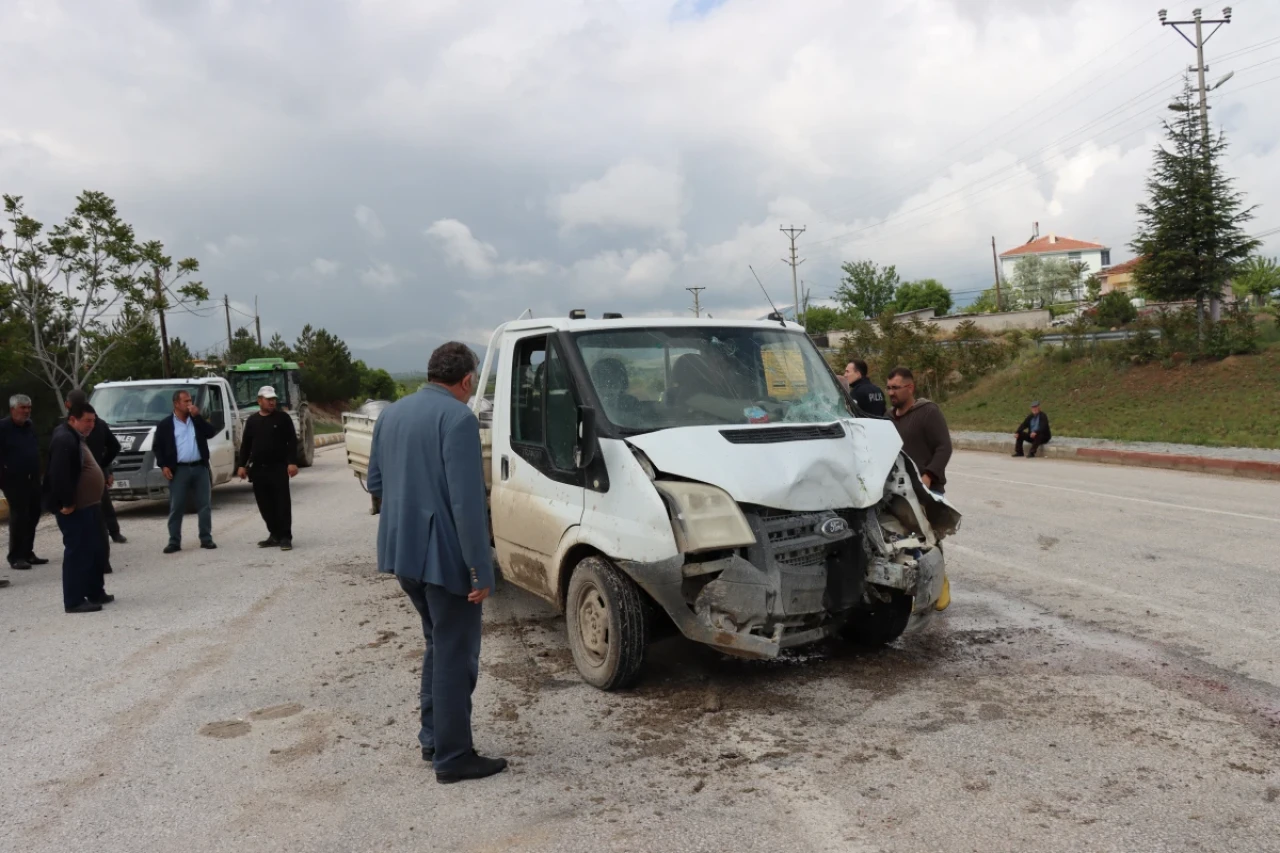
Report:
949,471,1280,524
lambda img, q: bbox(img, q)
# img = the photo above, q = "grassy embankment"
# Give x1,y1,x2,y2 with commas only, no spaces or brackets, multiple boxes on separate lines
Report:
943,341,1280,449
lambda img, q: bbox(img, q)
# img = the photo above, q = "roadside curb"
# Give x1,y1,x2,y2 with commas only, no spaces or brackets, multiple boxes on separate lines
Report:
953,437,1280,481
315,433,345,448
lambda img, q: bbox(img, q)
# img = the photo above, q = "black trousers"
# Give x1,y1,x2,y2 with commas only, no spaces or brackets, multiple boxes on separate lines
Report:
56,505,107,609
1015,430,1048,457
4,475,42,566
251,465,292,541
101,489,121,537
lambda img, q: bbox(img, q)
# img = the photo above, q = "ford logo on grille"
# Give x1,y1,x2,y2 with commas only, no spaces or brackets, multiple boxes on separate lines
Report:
819,517,849,539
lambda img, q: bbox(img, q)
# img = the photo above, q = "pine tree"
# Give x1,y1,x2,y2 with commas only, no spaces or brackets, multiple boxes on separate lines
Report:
1130,79,1258,312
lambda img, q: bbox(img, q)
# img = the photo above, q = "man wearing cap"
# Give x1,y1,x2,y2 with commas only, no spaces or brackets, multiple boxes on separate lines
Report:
1014,401,1052,458
236,386,298,550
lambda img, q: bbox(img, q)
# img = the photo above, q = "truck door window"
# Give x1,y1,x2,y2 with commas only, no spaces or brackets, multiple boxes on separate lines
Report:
511,338,546,445
545,343,577,470
204,386,226,433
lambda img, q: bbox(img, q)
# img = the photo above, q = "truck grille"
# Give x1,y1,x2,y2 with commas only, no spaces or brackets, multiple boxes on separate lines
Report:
113,452,146,475
719,424,845,444
760,512,833,568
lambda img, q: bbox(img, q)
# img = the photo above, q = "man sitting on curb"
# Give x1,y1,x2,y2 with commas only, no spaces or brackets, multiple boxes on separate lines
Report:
1014,401,1052,458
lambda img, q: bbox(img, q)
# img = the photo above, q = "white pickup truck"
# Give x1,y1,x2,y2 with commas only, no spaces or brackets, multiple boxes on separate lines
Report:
346,313,959,690
90,376,243,503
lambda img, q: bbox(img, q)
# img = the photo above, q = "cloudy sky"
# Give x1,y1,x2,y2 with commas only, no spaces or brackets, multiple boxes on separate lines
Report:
4,0,1278,370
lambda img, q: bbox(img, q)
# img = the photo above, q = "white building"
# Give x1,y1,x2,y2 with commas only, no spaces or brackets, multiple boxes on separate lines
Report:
999,233,1112,283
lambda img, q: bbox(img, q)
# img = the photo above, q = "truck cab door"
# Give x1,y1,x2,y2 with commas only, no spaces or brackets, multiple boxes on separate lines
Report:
202,383,235,485
489,333,586,602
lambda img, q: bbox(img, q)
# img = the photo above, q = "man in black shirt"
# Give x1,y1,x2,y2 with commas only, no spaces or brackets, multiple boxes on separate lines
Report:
65,390,123,573
843,359,887,417
236,386,299,550
1,393,48,572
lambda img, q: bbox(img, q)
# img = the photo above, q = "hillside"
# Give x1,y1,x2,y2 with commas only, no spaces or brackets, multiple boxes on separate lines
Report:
943,346,1280,450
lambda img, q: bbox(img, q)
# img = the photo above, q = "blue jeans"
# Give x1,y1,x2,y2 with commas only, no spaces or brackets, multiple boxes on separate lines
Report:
167,464,212,547
56,505,107,609
397,576,483,771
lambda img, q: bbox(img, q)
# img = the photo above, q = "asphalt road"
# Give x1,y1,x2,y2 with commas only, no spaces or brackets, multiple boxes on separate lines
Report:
2,447,1278,853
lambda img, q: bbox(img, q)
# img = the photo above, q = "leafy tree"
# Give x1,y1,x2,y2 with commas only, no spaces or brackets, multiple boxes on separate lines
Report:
0,191,207,401
1234,255,1280,306
963,285,1015,314
265,332,293,359
1085,273,1103,303
893,279,953,315
836,260,900,319
802,305,848,335
226,326,264,365
1010,256,1046,308
294,324,360,403
169,337,195,377
1131,79,1258,315
92,307,163,382
355,360,398,400
1094,290,1137,328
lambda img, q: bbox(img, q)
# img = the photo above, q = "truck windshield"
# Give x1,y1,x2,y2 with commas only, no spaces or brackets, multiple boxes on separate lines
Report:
230,371,289,409
90,384,211,427
573,327,850,432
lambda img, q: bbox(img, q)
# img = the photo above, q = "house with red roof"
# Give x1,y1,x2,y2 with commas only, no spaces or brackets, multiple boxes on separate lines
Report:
999,232,1112,283
1098,256,1143,295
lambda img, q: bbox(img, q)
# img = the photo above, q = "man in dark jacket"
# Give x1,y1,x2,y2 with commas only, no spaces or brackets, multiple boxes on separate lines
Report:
151,389,220,553
44,400,111,613
842,359,886,416
65,390,123,573
236,386,298,550
1014,402,1052,458
886,366,953,494
1,393,48,571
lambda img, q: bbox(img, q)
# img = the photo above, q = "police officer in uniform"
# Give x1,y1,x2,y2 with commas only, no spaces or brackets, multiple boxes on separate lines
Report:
843,359,887,416
236,386,298,550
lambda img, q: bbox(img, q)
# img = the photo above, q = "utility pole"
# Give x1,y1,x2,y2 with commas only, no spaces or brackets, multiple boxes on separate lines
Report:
254,295,262,346
780,225,806,326
155,268,172,378
990,237,1003,312
223,294,234,358
685,286,706,318
1159,6,1233,321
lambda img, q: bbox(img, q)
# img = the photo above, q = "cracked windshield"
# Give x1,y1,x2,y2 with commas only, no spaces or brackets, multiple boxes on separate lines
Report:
574,326,850,431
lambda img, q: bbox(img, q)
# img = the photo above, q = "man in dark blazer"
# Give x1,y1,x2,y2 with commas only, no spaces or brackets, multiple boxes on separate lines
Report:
1,393,47,572
1014,401,1052,458
368,341,506,785
151,389,219,553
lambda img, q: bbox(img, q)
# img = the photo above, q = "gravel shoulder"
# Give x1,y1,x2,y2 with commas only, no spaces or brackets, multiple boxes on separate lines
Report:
2,449,1278,853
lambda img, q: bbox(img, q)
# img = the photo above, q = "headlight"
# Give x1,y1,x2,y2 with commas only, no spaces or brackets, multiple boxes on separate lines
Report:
654,481,756,553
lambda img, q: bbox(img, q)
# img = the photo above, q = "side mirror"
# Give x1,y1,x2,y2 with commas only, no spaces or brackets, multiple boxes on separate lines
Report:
576,406,599,469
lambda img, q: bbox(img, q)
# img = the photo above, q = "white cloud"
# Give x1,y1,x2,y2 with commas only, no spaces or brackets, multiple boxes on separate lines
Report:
549,161,686,234
355,205,386,241
425,218,550,278
310,258,340,276
360,261,402,290
203,234,256,257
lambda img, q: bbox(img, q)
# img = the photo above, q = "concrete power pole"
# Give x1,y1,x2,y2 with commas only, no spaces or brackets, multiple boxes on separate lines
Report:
686,286,706,318
990,237,1003,312
1159,6,1233,321
155,268,172,378
780,225,806,327
223,294,234,360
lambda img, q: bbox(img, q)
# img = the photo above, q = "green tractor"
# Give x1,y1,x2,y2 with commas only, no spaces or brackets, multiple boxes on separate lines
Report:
226,357,316,467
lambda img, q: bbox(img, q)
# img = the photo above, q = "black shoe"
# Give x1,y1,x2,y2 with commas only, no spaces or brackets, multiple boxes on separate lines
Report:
111,533,127,544
27,555,49,566
0,578,10,588
200,541,217,550
89,593,115,605
435,751,508,784
1028,452,1037,458
422,747,435,762
10,560,32,571
258,538,279,548
104,565,113,574
65,601,103,614
279,540,293,551
1012,452,1024,457
163,544,181,554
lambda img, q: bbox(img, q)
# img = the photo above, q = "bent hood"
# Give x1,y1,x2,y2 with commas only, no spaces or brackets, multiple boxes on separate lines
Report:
627,419,903,512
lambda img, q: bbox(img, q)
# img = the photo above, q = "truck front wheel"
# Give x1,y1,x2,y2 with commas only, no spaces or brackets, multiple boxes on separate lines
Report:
565,556,648,691
842,594,912,648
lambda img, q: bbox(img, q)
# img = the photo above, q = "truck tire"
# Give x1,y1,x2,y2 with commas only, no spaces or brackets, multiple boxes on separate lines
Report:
565,556,648,691
297,410,315,468
842,595,912,648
